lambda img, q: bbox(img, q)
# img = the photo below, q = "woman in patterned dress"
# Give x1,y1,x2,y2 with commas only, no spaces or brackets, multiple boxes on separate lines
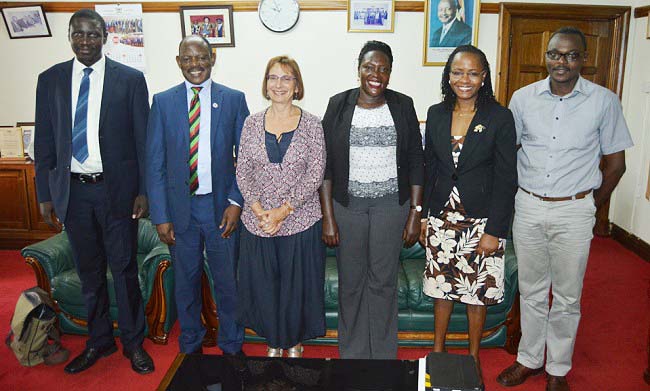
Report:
236,56,326,358
419,45,517,377
320,41,424,359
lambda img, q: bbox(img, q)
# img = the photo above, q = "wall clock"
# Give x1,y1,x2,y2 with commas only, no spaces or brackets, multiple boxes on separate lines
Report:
258,0,300,33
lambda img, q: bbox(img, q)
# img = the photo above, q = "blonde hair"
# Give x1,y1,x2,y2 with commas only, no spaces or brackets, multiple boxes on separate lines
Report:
262,55,305,100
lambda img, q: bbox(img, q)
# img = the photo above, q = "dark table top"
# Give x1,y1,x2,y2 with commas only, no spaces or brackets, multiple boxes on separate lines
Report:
159,353,420,391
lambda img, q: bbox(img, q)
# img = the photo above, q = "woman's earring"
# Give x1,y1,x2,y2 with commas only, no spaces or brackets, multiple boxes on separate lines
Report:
481,81,485,87
293,92,298,100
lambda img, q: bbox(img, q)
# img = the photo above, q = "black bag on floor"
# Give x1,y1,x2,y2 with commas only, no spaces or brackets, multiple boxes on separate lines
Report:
5,287,69,366
424,352,483,391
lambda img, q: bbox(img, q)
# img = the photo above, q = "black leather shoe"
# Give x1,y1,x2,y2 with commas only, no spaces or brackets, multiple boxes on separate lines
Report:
123,346,155,375
64,344,117,374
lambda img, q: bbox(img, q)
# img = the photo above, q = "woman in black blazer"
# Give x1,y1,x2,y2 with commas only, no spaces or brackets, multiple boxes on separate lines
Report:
320,41,424,359
419,45,517,376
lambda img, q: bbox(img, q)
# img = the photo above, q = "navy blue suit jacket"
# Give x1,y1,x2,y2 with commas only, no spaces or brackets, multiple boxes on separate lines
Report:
34,58,149,223
146,81,249,234
430,19,472,47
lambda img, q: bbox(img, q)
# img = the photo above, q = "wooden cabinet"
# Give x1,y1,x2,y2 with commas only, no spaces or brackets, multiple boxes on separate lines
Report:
0,160,56,249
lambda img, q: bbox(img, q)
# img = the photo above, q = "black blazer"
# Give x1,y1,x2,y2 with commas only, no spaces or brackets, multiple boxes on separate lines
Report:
321,88,424,206
34,58,150,222
423,100,517,238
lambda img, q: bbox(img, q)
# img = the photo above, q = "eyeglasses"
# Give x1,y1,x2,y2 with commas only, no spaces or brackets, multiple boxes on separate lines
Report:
545,51,582,62
449,70,485,80
266,75,296,84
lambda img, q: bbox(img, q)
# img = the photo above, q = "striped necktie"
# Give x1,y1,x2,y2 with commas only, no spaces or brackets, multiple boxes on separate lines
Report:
72,67,93,164
189,86,202,195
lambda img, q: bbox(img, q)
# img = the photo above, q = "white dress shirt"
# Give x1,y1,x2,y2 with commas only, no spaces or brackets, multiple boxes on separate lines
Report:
71,56,105,174
185,79,213,195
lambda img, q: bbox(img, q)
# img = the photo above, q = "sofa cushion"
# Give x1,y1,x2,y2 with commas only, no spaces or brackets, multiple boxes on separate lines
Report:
51,254,148,307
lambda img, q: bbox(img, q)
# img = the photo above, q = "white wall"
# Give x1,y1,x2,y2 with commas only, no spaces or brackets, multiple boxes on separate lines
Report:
0,0,647,241
0,0,637,122
611,0,650,243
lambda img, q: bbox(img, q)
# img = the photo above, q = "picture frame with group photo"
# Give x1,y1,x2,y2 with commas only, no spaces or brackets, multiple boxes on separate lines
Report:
348,0,395,33
1,4,51,39
179,5,235,48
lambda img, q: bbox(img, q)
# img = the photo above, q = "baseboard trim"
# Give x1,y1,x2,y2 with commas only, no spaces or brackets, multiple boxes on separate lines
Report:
610,224,650,262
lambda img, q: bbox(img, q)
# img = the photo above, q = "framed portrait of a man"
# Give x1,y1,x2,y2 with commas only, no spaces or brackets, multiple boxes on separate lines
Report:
423,0,480,66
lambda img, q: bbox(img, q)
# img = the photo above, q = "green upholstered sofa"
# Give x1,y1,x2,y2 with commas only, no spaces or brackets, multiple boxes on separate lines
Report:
202,241,521,353
21,218,176,345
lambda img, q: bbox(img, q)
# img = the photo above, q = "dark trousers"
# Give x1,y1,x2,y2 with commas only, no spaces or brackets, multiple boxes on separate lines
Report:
333,192,409,359
65,179,145,351
171,194,243,354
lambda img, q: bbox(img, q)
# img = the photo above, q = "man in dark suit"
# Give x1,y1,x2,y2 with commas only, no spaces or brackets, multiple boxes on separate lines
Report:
146,35,249,355
430,0,472,47
34,9,153,375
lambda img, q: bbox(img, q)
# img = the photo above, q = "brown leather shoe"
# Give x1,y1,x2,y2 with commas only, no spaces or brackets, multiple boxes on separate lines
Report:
546,374,569,391
496,361,544,387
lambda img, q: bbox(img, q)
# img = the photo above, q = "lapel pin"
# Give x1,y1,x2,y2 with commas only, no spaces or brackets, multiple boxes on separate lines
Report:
473,124,486,133
212,103,219,109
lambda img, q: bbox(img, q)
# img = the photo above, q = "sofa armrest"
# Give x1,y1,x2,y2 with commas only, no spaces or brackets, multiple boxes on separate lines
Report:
140,242,172,299
21,232,75,283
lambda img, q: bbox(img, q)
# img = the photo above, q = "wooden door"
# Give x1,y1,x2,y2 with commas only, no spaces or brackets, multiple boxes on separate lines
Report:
495,4,631,236
506,19,612,103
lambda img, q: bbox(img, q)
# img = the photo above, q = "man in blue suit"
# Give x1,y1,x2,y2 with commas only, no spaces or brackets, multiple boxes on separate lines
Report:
146,35,249,355
34,9,153,374
429,0,472,47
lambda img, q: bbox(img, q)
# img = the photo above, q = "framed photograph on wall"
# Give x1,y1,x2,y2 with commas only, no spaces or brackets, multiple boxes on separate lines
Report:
1,5,51,39
423,0,480,66
180,5,235,48
348,0,395,33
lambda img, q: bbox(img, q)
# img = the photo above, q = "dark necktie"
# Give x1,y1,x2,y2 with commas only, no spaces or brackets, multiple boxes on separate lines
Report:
189,86,202,195
72,67,93,164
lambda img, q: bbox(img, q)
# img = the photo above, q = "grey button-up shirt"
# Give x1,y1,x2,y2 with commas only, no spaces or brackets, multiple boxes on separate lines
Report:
509,76,633,197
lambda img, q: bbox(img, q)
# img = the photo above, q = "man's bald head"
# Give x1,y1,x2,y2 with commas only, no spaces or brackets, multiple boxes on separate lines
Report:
178,35,212,58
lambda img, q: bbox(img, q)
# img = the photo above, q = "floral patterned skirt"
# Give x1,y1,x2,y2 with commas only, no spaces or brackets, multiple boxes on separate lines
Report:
422,187,506,306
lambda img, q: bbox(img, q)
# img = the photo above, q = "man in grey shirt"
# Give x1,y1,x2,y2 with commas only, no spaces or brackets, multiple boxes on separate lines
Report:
496,27,633,391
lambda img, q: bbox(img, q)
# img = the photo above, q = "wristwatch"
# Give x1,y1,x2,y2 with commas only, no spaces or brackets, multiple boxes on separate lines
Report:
410,205,422,212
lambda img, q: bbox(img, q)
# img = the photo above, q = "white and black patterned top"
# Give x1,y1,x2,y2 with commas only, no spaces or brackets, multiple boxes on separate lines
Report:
348,104,398,198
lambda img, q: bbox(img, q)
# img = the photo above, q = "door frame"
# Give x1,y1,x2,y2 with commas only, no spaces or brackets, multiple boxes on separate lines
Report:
494,3,632,105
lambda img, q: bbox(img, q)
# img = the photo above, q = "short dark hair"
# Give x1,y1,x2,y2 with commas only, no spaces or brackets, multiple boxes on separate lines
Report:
550,26,587,51
262,55,305,100
357,40,393,70
178,35,213,59
441,45,496,111
69,9,106,36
